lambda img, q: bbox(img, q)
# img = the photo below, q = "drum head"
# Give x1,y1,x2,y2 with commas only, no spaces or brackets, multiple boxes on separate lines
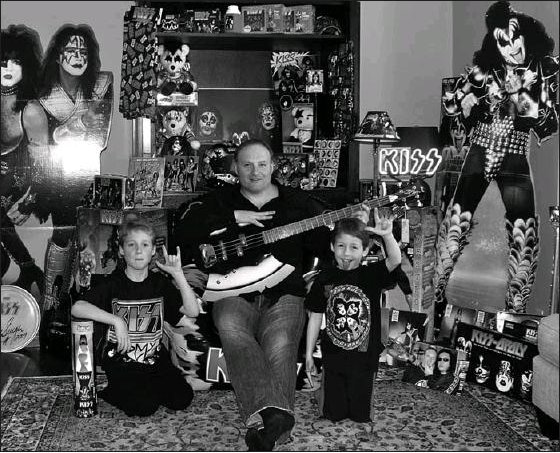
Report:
1,285,41,353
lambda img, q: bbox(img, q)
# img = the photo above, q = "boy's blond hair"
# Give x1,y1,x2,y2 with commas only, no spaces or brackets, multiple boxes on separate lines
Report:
118,218,155,246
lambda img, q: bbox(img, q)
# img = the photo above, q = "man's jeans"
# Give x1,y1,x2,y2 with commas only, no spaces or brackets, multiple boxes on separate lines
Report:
212,294,305,426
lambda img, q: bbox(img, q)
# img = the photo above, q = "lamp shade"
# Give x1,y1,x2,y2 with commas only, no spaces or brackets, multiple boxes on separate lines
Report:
353,111,400,143
395,126,440,151
226,5,241,15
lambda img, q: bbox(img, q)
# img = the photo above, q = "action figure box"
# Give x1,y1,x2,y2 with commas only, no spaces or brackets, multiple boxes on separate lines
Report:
437,304,496,347
129,157,165,208
455,322,538,401
76,207,168,288
284,5,315,33
265,4,284,33
495,311,542,336
93,175,134,210
241,5,266,32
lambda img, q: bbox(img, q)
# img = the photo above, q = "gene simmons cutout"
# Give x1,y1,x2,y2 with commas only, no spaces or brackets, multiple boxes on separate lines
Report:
434,1,559,326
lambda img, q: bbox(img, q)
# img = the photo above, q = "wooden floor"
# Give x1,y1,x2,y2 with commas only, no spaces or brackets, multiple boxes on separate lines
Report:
1,346,72,394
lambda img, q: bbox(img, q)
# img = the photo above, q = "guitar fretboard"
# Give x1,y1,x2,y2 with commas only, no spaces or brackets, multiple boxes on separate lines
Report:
262,195,397,244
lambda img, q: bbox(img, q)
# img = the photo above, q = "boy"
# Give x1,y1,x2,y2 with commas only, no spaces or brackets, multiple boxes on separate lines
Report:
72,219,199,416
305,207,401,422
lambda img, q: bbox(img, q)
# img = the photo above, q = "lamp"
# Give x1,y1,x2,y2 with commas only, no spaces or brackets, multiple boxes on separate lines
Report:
353,111,400,197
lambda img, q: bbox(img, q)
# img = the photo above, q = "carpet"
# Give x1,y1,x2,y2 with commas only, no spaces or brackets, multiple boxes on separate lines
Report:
1,369,558,452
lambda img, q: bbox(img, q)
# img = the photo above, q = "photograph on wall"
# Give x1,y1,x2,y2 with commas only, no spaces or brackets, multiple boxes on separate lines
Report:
305,69,324,93
314,139,341,188
130,157,165,208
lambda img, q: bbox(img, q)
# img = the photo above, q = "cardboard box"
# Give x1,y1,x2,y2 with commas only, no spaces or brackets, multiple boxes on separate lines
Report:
93,175,134,210
456,322,538,401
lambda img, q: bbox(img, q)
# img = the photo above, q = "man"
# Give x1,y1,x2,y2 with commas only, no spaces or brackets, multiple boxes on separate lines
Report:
174,139,345,450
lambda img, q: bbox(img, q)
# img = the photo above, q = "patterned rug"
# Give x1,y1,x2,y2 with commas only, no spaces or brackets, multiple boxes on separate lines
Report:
1,368,558,452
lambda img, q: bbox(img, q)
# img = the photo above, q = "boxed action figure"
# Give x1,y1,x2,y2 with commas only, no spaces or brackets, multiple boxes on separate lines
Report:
284,5,315,33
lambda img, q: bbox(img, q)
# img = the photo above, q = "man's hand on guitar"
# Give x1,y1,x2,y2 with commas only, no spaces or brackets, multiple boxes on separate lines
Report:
352,203,371,225
366,207,394,237
234,210,275,228
155,245,184,279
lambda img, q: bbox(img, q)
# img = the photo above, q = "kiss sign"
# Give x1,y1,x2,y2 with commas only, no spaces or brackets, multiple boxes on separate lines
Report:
379,146,442,176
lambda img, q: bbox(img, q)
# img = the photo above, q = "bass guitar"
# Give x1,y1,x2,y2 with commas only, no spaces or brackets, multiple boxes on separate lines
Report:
197,185,420,301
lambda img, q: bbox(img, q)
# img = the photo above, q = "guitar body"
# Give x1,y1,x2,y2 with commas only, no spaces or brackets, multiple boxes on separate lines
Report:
203,255,295,302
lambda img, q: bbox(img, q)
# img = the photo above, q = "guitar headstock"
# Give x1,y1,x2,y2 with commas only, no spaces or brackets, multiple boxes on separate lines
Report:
393,182,424,204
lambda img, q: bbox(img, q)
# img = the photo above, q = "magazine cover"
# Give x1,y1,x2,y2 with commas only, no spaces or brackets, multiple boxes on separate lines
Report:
456,322,538,401
130,158,165,208
270,52,320,105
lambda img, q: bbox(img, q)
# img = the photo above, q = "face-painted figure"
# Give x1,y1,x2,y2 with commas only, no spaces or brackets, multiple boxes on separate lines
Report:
493,18,526,66
495,360,514,392
199,110,218,136
437,350,452,374
475,355,491,384
520,370,533,397
59,34,88,77
258,102,277,131
1,57,23,88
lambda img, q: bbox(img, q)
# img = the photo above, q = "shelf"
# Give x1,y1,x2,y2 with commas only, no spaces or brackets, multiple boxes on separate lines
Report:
156,32,345,51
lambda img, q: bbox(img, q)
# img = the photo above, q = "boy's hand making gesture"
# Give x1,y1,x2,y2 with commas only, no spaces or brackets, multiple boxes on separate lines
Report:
366,207,394,237
155,245,184,279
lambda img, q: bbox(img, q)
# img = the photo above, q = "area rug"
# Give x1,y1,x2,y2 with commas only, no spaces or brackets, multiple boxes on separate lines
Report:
1,369,558,452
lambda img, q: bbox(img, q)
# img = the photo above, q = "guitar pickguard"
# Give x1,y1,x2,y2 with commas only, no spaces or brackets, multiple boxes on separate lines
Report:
202,255,295,302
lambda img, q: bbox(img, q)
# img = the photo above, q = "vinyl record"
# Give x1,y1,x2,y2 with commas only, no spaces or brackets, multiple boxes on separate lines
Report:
1,285,41,352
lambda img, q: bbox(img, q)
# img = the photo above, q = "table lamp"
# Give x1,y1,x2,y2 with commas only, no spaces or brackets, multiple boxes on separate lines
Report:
352,110,400,197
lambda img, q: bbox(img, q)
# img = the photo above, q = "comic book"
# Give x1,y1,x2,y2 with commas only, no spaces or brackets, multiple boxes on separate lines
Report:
129,157,165,208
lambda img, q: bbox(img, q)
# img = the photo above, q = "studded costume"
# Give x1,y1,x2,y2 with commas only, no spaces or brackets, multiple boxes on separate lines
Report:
434,1,559,324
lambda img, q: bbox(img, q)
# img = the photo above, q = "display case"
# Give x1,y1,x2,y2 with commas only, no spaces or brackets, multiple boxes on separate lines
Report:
131,0,361,209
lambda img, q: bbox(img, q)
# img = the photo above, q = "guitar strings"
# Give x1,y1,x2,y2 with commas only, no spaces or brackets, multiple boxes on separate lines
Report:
209,193,407,259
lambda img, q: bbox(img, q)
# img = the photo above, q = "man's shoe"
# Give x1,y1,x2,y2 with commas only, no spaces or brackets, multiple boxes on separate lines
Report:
245,427,274,451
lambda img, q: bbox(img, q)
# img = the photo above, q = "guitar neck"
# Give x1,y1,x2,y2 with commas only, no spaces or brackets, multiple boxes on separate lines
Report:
262,195,397,244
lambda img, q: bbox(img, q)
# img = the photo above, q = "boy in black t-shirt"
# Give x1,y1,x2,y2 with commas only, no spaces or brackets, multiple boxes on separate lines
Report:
305,209,401,422
72,219,199,416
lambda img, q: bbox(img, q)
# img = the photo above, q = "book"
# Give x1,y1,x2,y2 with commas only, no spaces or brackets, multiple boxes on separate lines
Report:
130,157,165,208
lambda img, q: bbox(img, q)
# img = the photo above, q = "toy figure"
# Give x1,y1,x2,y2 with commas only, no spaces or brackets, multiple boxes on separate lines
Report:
1,24,48,293
289,104,314,148
434,1,559,325
158,107,200,156
157,39,197,97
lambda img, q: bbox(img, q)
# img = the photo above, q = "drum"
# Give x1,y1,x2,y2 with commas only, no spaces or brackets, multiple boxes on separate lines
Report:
1,285,41,352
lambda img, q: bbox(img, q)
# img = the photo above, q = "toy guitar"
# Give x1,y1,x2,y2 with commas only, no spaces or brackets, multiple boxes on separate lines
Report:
198,185,421,301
